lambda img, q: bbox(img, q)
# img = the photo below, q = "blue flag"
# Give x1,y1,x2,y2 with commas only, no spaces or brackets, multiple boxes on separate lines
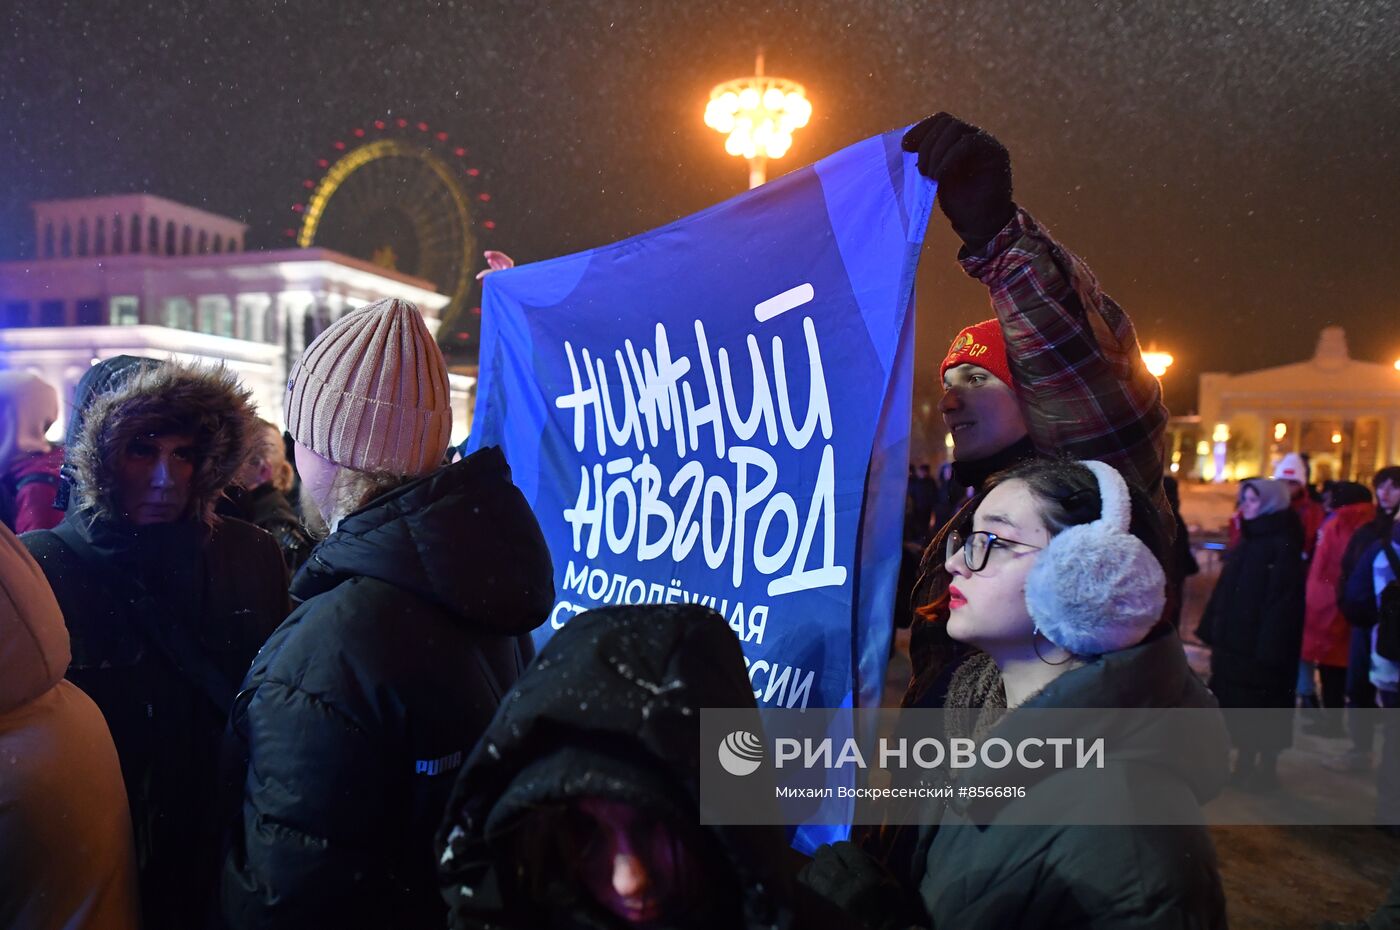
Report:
469,127,934,715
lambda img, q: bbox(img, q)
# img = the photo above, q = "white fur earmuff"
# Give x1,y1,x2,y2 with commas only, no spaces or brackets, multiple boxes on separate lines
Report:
1024,460,1166,655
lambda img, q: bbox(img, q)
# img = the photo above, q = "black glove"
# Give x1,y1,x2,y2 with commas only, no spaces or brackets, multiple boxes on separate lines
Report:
903,112,1015,250
798,841,928,930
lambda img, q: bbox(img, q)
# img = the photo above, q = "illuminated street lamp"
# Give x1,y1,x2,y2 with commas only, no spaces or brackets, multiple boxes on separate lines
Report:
704,51,812,189
1141,343,1174,379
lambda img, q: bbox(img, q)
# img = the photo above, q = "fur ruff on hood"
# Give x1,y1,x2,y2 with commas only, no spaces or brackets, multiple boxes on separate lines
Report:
67,360,260,526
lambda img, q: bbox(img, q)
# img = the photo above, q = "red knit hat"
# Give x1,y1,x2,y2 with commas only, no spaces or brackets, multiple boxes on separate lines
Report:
940,319,1012,387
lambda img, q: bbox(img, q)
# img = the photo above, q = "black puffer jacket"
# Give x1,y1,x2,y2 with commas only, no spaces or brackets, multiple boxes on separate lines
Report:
1339,506,1397,624
221,446,554,930
22,356,289,930
1199,507,1305,751
436,603,857,930
217,483,313,573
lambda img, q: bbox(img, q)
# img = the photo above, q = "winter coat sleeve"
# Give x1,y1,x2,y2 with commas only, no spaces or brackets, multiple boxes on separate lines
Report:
1195,555,1235,647
221,617,395,930
1258,531,1307,671
1341,541,1382,628
960,209,1169,514
1304,519,1340,620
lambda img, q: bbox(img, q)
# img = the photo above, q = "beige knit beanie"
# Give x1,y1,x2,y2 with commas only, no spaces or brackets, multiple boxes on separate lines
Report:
285,298,452,476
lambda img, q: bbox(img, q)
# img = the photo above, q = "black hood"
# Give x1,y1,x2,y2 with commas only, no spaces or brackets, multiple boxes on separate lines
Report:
436,604,804,930
290,446,553,636
1242,507,1302,540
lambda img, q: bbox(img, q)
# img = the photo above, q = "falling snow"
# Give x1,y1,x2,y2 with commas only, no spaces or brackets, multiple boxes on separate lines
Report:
3,0,1399,412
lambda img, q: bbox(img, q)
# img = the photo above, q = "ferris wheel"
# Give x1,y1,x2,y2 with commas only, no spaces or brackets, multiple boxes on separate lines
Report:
287,117,498,339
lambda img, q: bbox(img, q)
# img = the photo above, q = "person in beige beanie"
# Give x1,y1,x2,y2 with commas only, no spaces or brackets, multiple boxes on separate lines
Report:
223,296,555,930
283,296,453,531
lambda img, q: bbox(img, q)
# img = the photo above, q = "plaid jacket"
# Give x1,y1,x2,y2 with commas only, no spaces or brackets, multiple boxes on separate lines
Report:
862,210,1174,872
961,207,1168,499
905,210,1171,709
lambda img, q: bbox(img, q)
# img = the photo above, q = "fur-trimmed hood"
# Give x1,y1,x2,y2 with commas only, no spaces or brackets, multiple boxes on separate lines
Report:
64,356,260,525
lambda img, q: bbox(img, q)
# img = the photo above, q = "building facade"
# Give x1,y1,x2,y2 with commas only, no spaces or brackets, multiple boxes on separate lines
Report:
0,194,475,444
1194,326,1400,484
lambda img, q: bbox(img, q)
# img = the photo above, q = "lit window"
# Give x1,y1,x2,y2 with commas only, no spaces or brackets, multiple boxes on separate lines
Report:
110,296,140,325
162,297,194,330
198,296,233,337
237,294,272,343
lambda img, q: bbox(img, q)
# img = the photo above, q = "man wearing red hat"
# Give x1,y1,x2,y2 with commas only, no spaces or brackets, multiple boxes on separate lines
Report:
898,114,1169,708
911,114,1167,502
843,113,1172,890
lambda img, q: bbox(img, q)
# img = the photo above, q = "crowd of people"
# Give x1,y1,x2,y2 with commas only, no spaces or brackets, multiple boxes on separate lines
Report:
0,111,1395,929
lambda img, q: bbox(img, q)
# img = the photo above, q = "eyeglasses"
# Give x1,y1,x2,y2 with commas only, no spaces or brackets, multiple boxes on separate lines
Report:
946,529,1043,573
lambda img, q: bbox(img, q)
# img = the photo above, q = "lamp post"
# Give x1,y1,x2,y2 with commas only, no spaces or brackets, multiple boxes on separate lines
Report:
704,51,812,189
1141,343,1174,379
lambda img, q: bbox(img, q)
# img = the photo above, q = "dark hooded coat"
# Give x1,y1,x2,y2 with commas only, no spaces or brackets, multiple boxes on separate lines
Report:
911,630,1228,930
21,356,289,930
436,604,856,930
1198,507,1306,752
220,445,554,930
216,482,313,573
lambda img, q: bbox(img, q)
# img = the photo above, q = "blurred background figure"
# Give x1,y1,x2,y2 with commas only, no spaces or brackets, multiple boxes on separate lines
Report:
931,461,969,538
1332,468,1400,772
907,463,937,545
1339,510,1400,837
1198,477,1306,792
0,371,64,534
1275,453,1324,561
218,417,312,573
1163,475,1199,632
1301,481,1375,738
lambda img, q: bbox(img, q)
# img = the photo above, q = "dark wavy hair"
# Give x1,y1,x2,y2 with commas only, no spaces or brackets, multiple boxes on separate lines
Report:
989,457,1168,564
915,457,1167,625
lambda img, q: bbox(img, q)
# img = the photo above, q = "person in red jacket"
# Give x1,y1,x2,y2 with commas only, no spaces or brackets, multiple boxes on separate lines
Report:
0,371,64,534
1302,481,1375,736
1275,453,1326,560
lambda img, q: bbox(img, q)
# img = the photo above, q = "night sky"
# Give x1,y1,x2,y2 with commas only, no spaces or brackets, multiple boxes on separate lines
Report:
5,0,1399,431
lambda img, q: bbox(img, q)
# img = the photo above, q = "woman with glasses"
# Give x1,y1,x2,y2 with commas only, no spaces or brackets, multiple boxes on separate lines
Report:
802,457,1228,929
